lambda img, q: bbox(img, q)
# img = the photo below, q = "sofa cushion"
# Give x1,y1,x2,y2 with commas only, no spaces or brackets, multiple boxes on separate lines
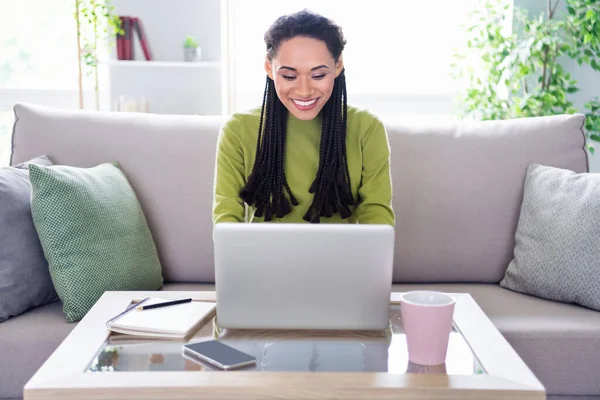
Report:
386,114,587,282
500,163,600,311
11,104,588,283
0,301,75,399
0,155,58,323
28,162,164,323
11,103,224,283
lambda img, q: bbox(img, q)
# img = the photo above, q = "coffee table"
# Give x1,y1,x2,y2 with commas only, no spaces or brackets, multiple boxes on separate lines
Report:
24,291,545,399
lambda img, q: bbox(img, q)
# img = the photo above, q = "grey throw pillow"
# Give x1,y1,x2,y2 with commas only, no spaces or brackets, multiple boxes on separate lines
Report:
0,155,59,322
500,163,600,311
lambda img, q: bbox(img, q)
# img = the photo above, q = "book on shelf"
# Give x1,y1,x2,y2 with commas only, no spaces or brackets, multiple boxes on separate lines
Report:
116,15,153,61
105,297,216,340
116,16,132,60
116,16,125,60
132,17,153,61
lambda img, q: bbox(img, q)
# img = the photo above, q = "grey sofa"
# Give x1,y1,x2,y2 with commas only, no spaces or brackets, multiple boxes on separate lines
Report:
1,103,599,400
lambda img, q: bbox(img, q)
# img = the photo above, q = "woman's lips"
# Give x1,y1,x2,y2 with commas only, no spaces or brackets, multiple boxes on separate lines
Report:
292,98,319,111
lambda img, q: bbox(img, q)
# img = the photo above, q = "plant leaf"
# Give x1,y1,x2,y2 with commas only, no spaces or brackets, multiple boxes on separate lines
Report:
586,9,596,20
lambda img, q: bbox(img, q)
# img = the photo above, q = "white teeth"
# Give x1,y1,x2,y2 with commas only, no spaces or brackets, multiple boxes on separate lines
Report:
293,98,317,107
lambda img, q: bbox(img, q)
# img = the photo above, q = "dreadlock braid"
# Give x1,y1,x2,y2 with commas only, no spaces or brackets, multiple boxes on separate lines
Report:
240,9,353,223
303,69,354,222
240,76,297,221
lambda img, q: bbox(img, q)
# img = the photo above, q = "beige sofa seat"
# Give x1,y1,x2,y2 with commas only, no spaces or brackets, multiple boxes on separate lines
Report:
0,301,75,399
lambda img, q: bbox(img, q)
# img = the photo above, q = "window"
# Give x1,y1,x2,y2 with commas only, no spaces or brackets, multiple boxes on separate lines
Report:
224,0,485,120
0,0,83,166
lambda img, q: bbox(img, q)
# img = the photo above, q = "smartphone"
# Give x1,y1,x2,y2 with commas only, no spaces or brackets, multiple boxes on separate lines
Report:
183,340,256,370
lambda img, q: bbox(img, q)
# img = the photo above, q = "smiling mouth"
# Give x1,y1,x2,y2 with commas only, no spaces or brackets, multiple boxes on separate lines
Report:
292,98,319,108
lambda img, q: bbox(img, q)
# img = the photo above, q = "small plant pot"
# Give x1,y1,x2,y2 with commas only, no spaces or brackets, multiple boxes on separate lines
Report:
184,46,202,62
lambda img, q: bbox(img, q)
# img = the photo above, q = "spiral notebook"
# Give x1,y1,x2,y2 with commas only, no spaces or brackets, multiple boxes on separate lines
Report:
106,297,216,340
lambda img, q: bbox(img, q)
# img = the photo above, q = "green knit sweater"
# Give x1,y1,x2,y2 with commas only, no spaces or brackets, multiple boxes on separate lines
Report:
213,105,395,225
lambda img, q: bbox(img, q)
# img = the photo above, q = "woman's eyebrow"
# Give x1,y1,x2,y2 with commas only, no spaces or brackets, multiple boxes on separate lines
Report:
278,65,330,71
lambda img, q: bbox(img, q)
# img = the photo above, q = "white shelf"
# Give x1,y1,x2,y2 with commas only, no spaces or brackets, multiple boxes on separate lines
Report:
107,60,221,68
105,0,223,115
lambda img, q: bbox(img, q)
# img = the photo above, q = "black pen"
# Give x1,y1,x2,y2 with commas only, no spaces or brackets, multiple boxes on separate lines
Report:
135,298,192,311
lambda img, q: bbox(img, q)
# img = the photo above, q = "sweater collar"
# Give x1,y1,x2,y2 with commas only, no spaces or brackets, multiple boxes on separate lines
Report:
287,110,323,131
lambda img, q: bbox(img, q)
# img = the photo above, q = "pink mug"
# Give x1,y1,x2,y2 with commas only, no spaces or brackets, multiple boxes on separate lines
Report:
400,291,456,366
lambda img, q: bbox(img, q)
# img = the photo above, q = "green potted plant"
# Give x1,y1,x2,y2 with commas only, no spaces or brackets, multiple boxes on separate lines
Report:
183,36,202,62
452,0,600,153
74,0,122,110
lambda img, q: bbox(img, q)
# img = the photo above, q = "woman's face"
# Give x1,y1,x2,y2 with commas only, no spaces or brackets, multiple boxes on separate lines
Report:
265,36,343,121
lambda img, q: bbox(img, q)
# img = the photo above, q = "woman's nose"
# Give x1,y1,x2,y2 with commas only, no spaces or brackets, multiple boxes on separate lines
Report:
296,77,313,97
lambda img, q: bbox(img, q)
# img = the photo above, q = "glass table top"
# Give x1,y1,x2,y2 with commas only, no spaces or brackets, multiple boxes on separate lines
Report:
88,304,486,375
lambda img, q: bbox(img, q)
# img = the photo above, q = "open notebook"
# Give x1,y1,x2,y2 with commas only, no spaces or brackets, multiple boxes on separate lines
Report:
106,297,216,340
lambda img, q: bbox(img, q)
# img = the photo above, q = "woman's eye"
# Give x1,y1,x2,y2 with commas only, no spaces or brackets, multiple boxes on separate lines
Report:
282,75,296,81
313,74,326,80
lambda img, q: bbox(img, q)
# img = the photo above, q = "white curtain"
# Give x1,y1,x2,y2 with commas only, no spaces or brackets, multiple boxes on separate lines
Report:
224,0,487,120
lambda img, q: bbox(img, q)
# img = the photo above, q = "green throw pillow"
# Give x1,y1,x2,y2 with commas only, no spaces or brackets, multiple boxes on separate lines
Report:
28,162,163,322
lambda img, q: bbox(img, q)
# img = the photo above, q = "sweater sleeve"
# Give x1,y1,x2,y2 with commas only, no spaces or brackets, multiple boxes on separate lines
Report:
356,117,395,226
212,117,246,224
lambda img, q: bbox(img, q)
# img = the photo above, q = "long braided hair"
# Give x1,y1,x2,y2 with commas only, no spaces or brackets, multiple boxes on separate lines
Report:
239,10,354,223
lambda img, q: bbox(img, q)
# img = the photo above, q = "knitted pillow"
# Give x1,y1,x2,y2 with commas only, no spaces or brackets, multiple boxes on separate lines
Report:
28,162,163,322
501,163,600,311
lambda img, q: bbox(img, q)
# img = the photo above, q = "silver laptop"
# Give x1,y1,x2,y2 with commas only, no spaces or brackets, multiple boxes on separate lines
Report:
213,223,395,330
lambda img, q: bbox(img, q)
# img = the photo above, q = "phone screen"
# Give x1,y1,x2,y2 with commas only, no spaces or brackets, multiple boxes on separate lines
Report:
183,340,256,369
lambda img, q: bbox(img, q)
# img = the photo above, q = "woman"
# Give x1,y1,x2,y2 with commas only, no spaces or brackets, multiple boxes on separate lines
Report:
213,9,394,225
